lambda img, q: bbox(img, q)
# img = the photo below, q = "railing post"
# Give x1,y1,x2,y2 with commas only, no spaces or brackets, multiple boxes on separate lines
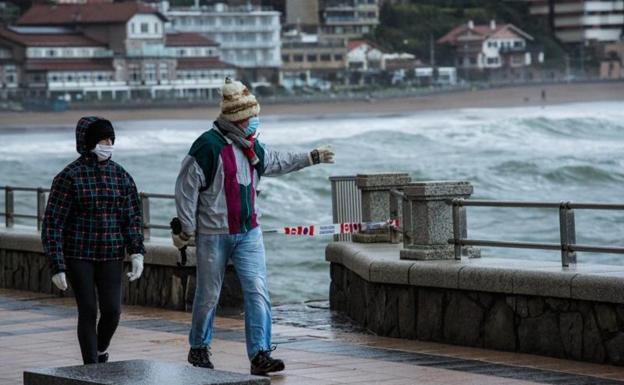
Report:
559,201,577,268
389,189,402,244
400,181,476,260
5,186,14,228
140,193,151,241
36,188,46,232
352,173,411,244
452,199,463,260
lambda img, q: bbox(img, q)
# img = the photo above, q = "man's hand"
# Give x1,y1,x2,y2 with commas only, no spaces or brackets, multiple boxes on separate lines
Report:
309,146,335,165
127,254,144,282
172,231,193,249
52,272,68,291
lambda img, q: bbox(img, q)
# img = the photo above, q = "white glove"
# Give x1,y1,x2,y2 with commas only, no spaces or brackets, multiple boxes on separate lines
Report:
172,231,193,249
127,254,144,282
309,145,335,165
52,272,68,291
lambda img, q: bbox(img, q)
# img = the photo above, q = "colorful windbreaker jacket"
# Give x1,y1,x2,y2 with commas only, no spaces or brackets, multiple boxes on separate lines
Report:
175,124,311,235
41,117,145,274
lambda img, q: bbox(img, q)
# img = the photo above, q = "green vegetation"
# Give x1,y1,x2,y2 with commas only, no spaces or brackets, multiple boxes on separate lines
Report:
367,0,567,67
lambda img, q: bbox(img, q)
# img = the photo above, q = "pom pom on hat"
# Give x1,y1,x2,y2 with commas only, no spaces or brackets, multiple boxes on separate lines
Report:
220,77,260,122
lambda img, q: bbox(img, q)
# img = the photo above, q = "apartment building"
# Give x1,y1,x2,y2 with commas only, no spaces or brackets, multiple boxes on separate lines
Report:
321,0,379,41
527,0,624,44
160,2,281,83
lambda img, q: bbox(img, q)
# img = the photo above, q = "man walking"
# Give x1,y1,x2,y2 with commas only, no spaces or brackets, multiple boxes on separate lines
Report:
173,78,334,375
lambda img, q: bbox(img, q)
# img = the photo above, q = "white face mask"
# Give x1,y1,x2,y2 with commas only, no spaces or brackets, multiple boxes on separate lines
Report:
91,144,114,161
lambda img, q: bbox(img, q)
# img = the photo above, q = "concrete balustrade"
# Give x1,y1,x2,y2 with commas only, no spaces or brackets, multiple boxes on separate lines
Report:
351,172,411,244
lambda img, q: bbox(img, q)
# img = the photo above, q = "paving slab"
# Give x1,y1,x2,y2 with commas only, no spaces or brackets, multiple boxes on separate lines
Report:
23,360,269,385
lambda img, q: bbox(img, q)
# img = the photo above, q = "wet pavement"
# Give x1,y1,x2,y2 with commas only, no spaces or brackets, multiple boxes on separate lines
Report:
2,288,624,385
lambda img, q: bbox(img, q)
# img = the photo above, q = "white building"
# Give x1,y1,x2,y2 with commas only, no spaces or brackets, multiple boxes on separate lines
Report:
527,0,624,44
3,2,236,101
438,21,543,71
158,1,281,82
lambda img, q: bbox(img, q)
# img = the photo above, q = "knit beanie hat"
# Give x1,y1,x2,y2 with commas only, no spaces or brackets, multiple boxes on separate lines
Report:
85,118,115,150
219,77,260,122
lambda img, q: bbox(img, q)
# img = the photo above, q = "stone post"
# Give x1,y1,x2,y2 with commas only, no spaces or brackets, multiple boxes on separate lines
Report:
400,181,474,260
352,173,411,244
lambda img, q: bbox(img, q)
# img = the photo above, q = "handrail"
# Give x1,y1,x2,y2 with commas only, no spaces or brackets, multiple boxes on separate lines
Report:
449,198,624,267
0,185,174,239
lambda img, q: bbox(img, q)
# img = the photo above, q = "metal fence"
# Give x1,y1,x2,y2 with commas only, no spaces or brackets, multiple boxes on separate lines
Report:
450,199,624,267
0,185,173,241
329,176,362,242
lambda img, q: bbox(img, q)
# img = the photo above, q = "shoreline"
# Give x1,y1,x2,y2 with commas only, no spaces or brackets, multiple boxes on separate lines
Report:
1,81,623,128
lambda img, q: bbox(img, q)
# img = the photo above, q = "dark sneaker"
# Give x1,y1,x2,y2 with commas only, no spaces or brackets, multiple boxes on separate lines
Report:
188,347,214,369
97,352,108,363
250,350,285,376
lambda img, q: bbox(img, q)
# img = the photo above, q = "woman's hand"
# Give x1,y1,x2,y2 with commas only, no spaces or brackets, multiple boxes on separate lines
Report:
127,254,144,282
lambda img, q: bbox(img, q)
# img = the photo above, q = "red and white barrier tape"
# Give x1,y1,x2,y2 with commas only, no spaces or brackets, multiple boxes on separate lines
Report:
263,219,400,236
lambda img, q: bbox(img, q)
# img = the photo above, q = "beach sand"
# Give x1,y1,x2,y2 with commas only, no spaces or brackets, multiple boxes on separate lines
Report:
1,81,623,127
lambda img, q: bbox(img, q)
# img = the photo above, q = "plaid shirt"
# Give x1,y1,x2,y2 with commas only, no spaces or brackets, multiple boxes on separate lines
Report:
42,117,145,274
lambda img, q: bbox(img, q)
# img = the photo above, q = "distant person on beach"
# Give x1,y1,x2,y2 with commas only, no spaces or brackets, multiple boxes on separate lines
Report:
41,117,145,364
541,89,547,103
173,77,334,375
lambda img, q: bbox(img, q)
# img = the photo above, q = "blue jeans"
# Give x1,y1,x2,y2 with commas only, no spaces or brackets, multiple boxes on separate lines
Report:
189,227,272,359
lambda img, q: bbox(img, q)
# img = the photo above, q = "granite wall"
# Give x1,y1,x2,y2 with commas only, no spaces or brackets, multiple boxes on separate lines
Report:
0,231,242,311
330,262,624,366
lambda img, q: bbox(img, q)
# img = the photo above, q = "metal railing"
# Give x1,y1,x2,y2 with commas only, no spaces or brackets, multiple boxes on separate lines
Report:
0,186,174,241
449,199,624,267
329,176,361,241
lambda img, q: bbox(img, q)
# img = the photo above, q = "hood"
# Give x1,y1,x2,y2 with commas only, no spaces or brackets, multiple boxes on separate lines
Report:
75,116,100,155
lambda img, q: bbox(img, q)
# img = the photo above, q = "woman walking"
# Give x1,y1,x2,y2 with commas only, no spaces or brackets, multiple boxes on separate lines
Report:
42,116,145,364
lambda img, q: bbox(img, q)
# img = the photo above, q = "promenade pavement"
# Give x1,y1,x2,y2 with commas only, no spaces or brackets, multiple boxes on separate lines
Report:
1,288,624,385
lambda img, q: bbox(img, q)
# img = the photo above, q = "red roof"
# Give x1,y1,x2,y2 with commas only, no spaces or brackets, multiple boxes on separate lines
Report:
0,27,105,47
176,58,235,70
166,32,218,47
438,22,532,45
25,58,113,71
347,39,382,53
17,1,166,26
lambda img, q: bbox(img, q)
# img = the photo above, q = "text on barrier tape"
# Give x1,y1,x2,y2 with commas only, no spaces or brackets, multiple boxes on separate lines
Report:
276,219,399,236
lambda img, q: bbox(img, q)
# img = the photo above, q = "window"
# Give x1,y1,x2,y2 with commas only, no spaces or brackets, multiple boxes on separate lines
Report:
320,54,331,61
282,55,290,62
293,54,303,62
47,49,56,57
487,57,498,65
154,23,159,34
307,54,317,62
97,74,103,81
178,49,186,56
141,23,149,33
334,54,343,61
51,75,58,82
514,41,522,47
131,23,135,34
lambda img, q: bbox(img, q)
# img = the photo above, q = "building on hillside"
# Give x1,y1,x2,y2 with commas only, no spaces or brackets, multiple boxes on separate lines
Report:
1,1,235,101
321,0,379,42
157,1,281,85
346,39,419,85
438,20,544,80
526,0,624,44
280,30,347,90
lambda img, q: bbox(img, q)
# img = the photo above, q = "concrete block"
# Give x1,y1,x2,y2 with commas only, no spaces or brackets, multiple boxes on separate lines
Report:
369,260,414,285
458,266,514,294
23,360,269,385
408,261,462,289
571,274,624,305
512,270,575,299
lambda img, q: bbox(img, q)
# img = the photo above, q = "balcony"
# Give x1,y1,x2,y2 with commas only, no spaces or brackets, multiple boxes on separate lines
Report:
126,47,177,58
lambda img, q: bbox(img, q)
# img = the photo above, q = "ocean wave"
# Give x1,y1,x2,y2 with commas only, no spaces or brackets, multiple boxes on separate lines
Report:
544,165,624,184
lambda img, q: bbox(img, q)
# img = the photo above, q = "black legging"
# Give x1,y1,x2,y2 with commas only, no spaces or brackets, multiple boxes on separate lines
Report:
66,259,123,364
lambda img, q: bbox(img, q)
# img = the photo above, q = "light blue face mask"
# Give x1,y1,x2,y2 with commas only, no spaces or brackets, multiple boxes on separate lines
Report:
245,116,259,136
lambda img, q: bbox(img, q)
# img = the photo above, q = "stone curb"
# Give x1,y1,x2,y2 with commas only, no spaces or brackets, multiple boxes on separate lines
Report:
326,241,624,305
